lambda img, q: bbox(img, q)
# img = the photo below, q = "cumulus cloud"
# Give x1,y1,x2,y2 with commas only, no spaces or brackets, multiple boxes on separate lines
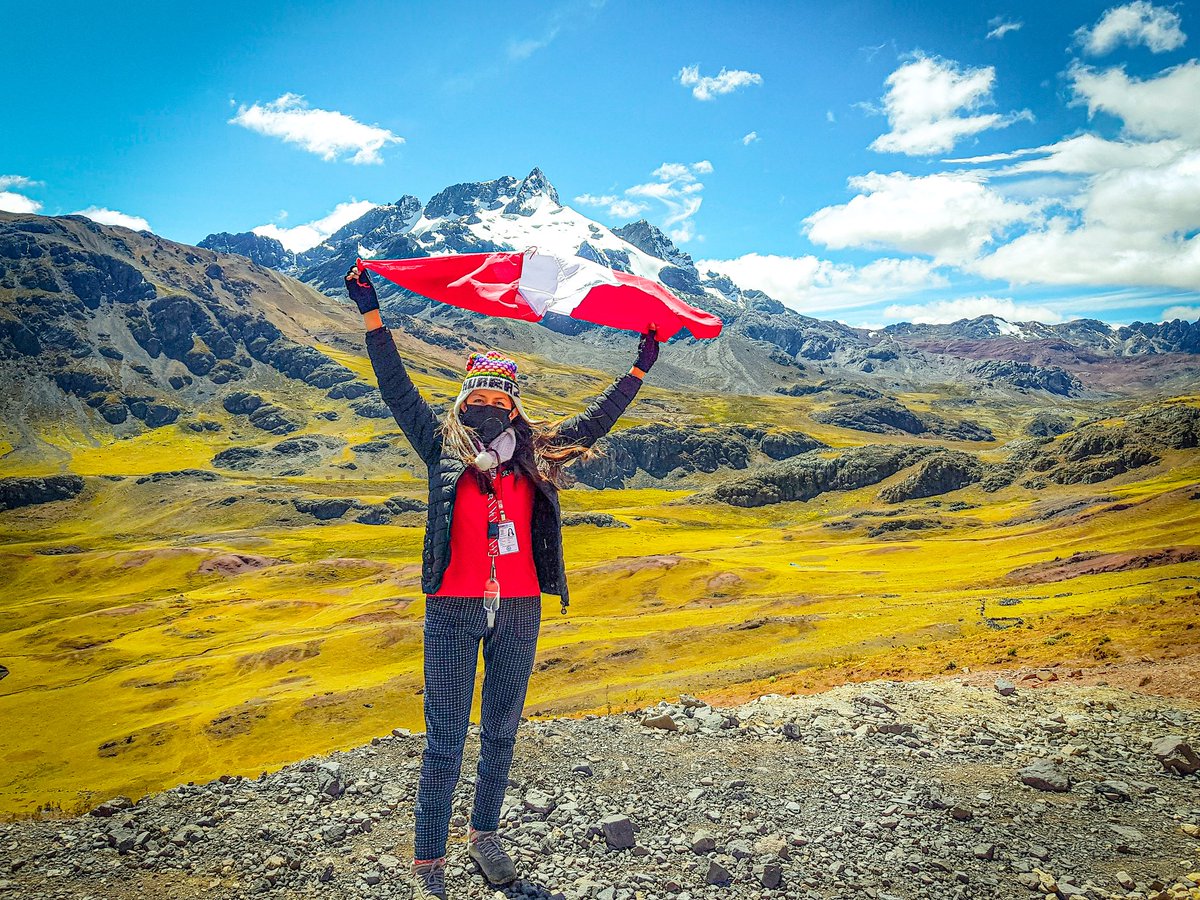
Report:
742,131,759,145
1070,59,1200,143
1161,304,1200,321
252,199,378,253
0,192,42,213
677,65,763,101
71,207,152,231
697,252,947,314
229,93,403,164
1084,147,1200,234
883,296,1065,324
945,54,1200,294
804,171,1037,263
966,145,1200,291
1075,1,1186,55
986,18,1023,40
972,218,1200,291
0,175,43,213
870,54,1032,155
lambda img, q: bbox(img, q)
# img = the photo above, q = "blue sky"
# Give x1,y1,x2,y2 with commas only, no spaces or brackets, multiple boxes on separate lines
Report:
3,0,1199,327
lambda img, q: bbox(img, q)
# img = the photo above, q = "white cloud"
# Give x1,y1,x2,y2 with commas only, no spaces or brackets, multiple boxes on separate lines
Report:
625,161,711,242
608,199,647,218
252,199,378,253
986,18,1023,40
71,206,152,231
677,65,763,101
579,162,713,241
883,296,1065,324
826,110,836,123
698,252,947,313
0,191,42,213
229,93,403,165
804,171,1036,263
0,175,43,213
742,131,759,145
972,218,1200,291
1161,304,1200,321
948,133,1187,176
870,54,1032,155
1075,1,1186,55
967,145,1200,291
0,175,40,190
1084,147,1200,234
508,27,561,60
1070,59,1200,143
574,193,649,219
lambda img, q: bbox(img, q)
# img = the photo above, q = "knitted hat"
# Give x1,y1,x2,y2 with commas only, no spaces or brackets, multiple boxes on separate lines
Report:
452,350,530,423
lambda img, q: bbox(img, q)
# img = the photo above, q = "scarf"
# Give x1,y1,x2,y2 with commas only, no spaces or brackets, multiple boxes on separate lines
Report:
473,426,517,471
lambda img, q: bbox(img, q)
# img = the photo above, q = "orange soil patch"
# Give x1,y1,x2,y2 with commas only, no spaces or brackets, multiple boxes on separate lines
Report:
1005,546,1200,584
196,553,282,575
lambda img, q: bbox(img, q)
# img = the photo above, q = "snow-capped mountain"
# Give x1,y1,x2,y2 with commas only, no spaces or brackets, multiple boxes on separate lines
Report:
197,168,1200,397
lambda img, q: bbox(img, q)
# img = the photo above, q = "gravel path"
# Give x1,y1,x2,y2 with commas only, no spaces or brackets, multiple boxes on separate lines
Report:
3,677,1199,900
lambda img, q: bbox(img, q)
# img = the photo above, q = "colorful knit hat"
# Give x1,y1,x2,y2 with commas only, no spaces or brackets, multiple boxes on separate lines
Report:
452,349,529,422
462,350,520,396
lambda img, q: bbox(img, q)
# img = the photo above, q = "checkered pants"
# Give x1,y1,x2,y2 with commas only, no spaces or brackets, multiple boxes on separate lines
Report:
413,594,541,860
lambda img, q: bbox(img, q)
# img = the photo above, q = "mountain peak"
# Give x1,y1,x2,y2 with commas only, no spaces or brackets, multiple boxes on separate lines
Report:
504,167,561,216
612,220,694,268
424,175,521,220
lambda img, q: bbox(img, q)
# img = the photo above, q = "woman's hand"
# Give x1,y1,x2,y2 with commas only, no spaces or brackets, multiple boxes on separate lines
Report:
633,323,660,377
345,265,380,315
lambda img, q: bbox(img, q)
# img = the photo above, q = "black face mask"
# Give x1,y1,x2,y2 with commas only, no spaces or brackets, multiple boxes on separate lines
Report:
459,404,513,443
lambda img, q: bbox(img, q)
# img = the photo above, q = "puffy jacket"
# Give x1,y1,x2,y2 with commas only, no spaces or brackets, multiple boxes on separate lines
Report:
364,326,643,612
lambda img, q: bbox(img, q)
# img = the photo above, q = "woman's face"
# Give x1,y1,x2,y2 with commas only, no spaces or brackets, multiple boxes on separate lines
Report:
464,389,517,420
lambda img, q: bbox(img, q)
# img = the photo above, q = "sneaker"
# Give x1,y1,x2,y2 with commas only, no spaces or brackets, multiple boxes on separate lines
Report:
410,857,447,899
467,828,517,885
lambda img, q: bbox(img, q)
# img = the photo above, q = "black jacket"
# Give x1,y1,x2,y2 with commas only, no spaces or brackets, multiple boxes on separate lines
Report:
364,326,643,611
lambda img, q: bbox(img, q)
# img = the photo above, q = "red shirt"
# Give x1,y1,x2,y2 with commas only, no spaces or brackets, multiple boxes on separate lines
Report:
429,464,541,598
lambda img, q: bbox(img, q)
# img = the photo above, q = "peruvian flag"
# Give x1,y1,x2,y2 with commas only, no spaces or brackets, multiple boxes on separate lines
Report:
358,248,723,342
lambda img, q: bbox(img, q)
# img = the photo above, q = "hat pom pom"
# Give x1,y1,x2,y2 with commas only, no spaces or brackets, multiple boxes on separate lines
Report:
475,449,498,470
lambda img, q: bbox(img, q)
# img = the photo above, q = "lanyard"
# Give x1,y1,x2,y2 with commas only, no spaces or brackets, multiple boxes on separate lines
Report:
482,467,510,628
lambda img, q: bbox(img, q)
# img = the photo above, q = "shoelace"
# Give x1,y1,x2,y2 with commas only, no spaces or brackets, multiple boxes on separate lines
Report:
414,859,445,895
473,830,509,863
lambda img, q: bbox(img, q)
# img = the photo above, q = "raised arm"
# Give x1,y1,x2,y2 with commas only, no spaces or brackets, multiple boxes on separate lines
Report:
554,327,660,449
347,267,442,468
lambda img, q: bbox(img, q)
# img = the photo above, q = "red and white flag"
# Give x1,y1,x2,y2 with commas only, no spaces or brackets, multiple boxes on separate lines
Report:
358,248,723,341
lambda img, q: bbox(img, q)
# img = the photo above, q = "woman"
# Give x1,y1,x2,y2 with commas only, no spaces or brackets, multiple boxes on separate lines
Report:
345,265,659,898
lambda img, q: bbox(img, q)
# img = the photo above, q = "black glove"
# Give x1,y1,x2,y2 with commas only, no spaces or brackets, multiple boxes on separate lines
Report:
635,325,659,373
345,266,379,315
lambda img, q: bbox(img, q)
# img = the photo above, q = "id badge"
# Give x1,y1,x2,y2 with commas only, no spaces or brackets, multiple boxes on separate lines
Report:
496,519,519,555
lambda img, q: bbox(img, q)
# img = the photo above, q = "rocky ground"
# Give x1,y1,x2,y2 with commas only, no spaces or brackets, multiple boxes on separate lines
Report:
2,677,1199,900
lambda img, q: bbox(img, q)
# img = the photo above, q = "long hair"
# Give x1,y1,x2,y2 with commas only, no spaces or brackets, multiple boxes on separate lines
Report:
437,399,599,490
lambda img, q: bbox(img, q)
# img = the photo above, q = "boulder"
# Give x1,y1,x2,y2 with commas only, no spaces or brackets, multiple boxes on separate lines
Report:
1019,758,1071,792
1151,736,1200,775
600,814,635,850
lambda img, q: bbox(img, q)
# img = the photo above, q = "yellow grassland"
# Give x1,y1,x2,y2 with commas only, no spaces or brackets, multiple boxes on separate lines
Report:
1,383,1198,821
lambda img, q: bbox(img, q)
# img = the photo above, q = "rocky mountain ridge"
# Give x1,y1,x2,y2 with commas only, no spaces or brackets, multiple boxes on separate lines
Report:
197,168,1200,396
